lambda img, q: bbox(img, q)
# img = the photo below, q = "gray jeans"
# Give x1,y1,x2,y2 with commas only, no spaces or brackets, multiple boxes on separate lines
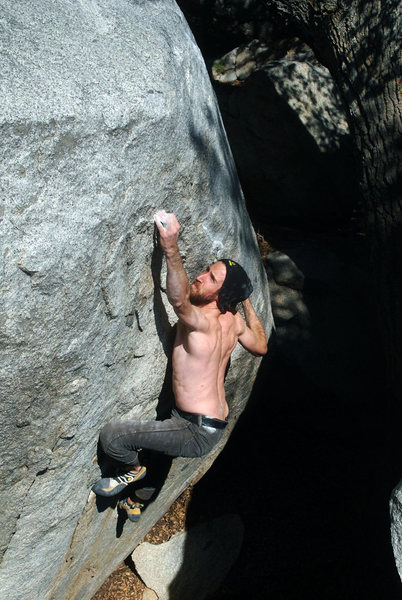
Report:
99,408,226,467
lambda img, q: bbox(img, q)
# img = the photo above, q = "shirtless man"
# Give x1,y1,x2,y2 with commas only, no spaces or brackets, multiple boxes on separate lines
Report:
92,211,267,521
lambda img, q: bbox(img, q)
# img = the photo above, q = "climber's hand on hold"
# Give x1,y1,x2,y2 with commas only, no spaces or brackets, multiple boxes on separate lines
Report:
153,210,181,256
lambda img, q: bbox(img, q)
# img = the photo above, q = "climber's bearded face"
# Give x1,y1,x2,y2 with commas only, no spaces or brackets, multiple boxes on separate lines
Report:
190,261,227,306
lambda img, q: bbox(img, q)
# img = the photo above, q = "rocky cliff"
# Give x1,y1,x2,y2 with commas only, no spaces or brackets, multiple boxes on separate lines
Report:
0,2,272,598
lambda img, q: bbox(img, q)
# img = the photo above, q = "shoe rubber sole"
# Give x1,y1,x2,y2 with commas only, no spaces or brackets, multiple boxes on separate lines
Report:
118,500,143,522
92,466,147,497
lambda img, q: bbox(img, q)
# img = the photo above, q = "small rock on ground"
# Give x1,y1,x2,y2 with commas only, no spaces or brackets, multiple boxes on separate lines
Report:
132,514,244,600
91,488,193,600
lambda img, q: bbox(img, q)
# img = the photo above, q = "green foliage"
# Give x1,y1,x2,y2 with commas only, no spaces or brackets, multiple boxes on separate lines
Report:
213,59,226,74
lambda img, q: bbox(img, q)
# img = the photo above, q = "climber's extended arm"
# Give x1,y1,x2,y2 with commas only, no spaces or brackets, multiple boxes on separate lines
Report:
153,210,209,332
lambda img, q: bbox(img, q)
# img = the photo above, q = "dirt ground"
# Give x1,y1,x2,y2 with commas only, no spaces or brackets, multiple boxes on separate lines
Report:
91,487,193,600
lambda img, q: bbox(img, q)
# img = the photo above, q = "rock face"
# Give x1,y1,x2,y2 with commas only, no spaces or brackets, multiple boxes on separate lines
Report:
132,514,244,599
0,2,272,599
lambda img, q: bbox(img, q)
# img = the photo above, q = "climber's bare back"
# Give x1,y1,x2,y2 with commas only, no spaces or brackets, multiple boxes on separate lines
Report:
172,310,242,420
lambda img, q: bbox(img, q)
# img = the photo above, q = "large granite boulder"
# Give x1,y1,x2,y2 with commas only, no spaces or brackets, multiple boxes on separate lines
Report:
0,2,272,599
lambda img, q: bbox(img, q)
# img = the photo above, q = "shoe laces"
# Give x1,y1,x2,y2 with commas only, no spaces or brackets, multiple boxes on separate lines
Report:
120,499,144,509
115,472,135,484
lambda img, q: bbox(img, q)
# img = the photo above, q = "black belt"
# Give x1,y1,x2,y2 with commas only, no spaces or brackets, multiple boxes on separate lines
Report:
177,409,228,429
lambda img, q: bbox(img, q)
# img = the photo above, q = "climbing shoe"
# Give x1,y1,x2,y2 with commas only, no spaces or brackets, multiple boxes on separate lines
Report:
118,498,144,522
91,466,146,497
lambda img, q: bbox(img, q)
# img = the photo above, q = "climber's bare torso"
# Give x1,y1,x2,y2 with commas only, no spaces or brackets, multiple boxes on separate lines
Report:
153,210,267,423
173,310,242,420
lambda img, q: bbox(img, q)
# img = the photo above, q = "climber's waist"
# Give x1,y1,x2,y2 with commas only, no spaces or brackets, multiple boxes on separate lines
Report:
176,409,228,430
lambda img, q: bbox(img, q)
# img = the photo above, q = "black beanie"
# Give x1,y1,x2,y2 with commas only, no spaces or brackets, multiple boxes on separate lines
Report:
217,259,253,312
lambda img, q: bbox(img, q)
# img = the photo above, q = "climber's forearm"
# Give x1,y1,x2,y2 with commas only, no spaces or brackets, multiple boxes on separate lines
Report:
153,211,190,308
164,244,190,308
240,298,268,354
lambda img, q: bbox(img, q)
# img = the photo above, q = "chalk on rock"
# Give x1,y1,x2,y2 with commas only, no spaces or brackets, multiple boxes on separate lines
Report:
132,514,244,600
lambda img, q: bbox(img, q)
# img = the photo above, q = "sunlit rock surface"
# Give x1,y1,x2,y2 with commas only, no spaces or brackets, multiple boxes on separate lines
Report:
0,2,272,599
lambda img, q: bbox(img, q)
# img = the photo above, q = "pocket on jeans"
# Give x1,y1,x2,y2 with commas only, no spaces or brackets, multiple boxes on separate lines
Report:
180,427,221,457
180,434,206,458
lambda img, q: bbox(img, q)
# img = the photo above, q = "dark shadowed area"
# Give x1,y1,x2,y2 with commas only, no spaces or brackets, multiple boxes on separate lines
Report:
184,340,402,599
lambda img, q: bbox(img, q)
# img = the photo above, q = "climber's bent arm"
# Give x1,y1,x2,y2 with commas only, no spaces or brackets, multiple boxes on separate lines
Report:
237,298,268,356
